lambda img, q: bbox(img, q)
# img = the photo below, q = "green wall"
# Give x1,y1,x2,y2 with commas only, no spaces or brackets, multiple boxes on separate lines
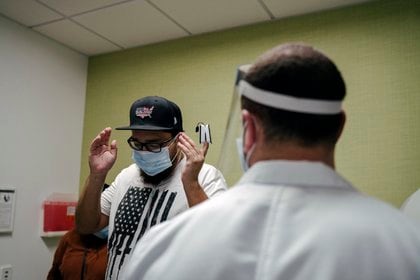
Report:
81,0,420,207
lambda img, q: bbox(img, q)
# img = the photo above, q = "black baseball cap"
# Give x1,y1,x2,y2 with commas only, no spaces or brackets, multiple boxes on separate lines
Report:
116,96,183,132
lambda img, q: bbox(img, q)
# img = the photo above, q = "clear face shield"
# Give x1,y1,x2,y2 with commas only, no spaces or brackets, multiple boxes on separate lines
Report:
216,65,252,184
216,64,343,185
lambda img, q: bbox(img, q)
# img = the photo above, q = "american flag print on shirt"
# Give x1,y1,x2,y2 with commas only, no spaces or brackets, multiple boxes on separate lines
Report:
106,186,177,279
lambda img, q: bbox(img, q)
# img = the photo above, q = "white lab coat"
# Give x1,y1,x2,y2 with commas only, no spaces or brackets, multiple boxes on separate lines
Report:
123,160,420,280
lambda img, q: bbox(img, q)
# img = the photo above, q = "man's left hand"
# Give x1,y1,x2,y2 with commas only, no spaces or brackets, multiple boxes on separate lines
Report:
177,132,208,188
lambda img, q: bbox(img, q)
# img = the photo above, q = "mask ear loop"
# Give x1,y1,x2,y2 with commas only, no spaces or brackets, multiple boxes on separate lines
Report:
171,133,183,164
244,142,256,169
242,116,257,169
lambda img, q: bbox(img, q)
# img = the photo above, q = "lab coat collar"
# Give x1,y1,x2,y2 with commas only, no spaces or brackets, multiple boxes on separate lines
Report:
238,160,353,190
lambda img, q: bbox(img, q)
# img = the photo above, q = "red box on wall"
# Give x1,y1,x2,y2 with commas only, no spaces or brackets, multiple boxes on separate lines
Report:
42,193,78,233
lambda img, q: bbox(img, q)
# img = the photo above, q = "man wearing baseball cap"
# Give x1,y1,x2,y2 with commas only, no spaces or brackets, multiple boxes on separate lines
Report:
76,96,227,280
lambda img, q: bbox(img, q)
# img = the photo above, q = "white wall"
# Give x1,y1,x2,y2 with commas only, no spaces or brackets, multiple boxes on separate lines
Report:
0,15,87,279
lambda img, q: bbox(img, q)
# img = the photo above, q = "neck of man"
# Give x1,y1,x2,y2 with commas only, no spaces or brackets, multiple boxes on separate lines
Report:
249,141,336,169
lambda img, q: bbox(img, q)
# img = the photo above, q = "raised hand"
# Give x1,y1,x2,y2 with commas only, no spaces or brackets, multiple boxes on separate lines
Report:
89,127,118,175
177,132,209,187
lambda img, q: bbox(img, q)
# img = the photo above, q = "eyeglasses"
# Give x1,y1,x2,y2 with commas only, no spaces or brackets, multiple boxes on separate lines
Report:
127,136,176,153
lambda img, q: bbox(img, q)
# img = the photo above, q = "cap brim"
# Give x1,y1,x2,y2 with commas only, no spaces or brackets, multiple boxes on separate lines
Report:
115,125,175,131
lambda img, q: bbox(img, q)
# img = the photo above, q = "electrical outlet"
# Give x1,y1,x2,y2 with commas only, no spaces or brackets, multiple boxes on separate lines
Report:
0,264,12,280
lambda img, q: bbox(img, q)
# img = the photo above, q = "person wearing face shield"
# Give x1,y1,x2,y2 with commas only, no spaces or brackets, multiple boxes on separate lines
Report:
122,44,420,280
75,96,227,280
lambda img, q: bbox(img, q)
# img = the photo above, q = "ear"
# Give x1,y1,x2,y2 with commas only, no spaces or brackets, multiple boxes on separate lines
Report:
241,110,257,154
336,111,346,141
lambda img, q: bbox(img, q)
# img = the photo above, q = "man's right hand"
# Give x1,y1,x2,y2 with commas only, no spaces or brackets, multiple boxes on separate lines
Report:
89,127,117,175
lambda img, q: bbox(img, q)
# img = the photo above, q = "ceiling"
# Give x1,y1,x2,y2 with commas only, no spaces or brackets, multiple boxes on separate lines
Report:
0,0,370,56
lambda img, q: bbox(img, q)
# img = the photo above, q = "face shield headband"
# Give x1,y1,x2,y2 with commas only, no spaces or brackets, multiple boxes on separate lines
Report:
235,64,343,115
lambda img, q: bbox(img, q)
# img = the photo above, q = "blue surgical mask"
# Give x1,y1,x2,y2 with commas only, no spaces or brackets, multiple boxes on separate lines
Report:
236,138,248,172
132,147,172,176
236,122,255,172
94,226,108,239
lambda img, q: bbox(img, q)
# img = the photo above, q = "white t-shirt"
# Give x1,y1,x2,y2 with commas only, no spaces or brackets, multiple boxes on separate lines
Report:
101,158,227,280
123,160,420,280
